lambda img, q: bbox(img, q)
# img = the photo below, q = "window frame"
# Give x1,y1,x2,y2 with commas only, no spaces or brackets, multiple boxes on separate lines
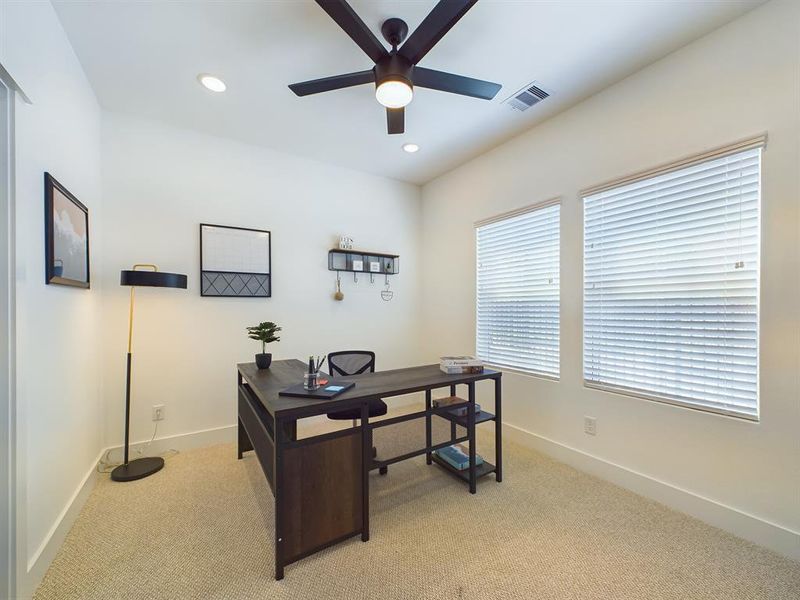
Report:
474,198,561,380
580,137,765,421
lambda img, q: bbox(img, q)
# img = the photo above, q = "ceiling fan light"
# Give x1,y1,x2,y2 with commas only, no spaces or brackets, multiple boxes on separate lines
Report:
375,79,413,108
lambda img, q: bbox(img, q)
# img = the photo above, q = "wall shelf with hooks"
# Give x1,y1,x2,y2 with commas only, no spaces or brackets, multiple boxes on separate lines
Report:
328,249,399,275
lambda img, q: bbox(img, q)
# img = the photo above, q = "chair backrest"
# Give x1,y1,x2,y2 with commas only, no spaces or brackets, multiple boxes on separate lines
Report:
328,351,375,377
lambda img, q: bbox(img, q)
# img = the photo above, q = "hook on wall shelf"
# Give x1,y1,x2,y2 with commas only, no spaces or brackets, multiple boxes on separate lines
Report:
328,248,400,277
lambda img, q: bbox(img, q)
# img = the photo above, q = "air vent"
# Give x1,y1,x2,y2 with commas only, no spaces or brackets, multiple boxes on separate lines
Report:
504,82,551,112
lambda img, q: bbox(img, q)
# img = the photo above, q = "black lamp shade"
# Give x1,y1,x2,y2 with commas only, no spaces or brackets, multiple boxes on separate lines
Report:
120,270,187,289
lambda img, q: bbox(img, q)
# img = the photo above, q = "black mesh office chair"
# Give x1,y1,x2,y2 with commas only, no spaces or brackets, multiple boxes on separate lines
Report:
326,350,388,475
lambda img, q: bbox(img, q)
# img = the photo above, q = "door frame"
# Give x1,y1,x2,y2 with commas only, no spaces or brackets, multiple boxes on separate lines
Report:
0,65,17,600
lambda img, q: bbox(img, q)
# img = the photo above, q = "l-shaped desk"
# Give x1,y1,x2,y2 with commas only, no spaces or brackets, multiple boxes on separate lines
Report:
237,359,502,580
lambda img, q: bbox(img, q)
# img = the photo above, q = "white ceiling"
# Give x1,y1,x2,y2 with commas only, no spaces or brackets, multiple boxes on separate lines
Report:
52,0,761,185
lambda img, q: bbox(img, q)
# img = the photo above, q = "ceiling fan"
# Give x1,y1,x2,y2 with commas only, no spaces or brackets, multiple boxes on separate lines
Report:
289,0,502,135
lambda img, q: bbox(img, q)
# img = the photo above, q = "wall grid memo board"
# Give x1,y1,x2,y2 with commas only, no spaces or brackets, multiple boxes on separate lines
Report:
200,223,271,297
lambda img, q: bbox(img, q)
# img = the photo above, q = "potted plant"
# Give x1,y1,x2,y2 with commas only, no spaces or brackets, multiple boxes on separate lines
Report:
247,321,281,369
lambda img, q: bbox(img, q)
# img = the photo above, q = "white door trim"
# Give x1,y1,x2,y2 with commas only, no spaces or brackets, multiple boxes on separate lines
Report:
0,66,18,600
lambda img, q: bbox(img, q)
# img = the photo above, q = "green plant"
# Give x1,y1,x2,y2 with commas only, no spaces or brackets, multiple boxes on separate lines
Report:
246,321,281,354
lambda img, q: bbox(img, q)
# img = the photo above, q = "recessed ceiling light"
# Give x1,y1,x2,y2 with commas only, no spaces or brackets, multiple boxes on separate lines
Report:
197,74,226,93
402,143,419,153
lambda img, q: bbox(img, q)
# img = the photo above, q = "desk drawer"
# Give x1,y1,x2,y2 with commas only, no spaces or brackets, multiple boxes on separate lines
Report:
238,383,276,494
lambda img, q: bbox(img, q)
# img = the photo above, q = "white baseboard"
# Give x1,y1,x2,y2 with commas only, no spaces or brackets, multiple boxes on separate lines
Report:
503,423,800,561
23,424,238,599
104,423,237,463
21,448,104,600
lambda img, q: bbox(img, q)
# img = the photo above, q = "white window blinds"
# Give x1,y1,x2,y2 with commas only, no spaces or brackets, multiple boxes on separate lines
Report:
583,147,761,419
476,202,560,377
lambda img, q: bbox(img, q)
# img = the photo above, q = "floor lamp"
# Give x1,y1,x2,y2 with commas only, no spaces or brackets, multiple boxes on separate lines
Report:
111,264,187,482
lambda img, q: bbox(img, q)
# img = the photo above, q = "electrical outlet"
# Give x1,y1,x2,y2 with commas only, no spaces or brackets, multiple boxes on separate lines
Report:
584,416,597,436
152,404,165,422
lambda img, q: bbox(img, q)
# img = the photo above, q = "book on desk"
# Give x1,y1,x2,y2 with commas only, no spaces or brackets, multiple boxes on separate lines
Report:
279,380,355,400
440,355,484,375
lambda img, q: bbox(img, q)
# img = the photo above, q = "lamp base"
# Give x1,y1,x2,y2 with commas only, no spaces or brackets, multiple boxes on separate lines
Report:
111,456,164,482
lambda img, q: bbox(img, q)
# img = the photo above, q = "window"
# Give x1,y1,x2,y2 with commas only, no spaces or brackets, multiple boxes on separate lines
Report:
476,201,560,377
583,144,761,419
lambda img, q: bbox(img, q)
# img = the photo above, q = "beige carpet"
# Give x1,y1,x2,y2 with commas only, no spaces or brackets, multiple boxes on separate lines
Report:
34,419,799,600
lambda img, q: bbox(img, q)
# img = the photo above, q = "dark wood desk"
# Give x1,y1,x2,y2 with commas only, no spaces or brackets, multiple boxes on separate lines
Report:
237,359,502,580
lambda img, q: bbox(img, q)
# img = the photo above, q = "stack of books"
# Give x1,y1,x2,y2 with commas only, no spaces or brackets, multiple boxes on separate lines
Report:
433,395,481,417
440,355,484,374
434,444,484,471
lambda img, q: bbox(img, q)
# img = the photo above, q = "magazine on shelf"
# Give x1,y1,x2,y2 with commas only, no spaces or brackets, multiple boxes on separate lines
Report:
434,444,484,471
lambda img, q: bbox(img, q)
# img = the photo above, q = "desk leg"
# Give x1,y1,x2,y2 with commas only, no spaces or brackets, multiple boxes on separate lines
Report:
468,382,476,495
425,389,432,465
361,403,370,542
274,417,286,581
449,385,458,441
495,377,503,483
237,417,252,460
282,419,297,442
237,371,248,460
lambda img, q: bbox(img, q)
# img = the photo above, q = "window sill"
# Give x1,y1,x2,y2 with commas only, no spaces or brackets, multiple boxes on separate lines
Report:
483,363,559,383
583,381,759,422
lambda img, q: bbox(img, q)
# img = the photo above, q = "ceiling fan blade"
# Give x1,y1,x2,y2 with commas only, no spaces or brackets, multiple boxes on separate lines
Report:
315,0,388,63
289,69,375,96
387,107,404,135
398,0,478,65
413,67,501,100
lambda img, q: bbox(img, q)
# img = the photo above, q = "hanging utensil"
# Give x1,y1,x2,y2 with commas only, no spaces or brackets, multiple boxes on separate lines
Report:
334,272,344,301
381,274,393,301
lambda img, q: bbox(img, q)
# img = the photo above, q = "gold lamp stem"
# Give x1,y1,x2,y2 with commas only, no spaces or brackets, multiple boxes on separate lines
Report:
127,264,158,354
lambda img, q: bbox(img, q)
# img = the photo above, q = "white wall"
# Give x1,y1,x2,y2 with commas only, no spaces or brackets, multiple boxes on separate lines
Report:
3,1,796,593
99,113,422,450
0,0,104,596
420,0,799,556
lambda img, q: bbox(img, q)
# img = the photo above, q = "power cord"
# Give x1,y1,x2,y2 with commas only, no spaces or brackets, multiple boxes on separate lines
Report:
97,421,179,474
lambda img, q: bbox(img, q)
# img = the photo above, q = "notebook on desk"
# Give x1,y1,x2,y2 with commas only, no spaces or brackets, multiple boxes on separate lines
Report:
279,380,355,400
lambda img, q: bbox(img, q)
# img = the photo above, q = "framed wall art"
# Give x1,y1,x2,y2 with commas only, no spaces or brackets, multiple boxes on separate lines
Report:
44,172,90,288
200,223,271,297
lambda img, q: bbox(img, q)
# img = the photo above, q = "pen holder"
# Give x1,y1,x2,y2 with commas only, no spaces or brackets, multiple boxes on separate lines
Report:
303,372,320,391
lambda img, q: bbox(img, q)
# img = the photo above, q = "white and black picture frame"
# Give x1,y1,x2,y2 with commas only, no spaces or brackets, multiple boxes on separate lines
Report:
200,223,271,297
45,172,90,288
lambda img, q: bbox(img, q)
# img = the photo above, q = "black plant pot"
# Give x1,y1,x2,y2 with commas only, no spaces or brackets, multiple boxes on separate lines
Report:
255,353,272,370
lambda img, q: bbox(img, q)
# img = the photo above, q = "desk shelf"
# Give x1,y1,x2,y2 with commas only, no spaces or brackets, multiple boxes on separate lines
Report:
432,408,496,485
437,409,495,428
431,455,496,483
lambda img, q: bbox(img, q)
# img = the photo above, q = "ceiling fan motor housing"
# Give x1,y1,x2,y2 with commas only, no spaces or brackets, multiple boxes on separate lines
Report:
381,17,409,48
374,53,413,90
